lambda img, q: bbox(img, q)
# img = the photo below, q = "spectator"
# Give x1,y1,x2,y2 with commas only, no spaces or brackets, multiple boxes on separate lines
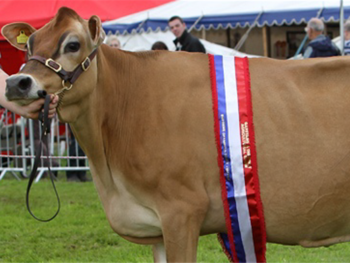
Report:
106,35,121,49
303,18,340,58
168,16,206,53
344,20,350,55
151,41,168,50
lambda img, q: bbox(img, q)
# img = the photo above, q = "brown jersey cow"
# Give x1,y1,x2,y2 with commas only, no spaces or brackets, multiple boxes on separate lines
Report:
2,7,350,262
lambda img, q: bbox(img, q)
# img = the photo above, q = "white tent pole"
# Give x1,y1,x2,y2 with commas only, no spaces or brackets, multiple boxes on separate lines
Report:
121,18,148,48
234,11,263,51
262,26,268,57
188,14,204,33
340,0,345,55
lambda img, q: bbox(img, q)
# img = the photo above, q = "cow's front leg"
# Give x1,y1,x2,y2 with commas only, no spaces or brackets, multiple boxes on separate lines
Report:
159,198,209,262
153,242,167,263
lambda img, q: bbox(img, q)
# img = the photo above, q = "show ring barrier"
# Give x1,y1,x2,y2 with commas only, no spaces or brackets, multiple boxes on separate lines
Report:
0,108,89,182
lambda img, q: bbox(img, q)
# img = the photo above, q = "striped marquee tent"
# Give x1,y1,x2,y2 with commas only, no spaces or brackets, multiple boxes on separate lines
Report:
103,0,350,35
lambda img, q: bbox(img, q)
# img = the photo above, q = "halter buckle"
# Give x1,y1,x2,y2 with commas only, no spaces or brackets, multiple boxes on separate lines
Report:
81,57,91,71
61,80,73,91
45,58,62,73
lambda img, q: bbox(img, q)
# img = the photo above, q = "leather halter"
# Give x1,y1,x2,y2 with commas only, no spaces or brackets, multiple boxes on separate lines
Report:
25,50,97,221
28,49,97,94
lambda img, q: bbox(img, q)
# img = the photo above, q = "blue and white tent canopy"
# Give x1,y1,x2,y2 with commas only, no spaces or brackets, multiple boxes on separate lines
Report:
102,0,350,35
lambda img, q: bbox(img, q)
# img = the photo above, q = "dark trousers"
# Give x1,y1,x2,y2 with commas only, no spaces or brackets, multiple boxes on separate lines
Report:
33,120,58,174
66,126,86,179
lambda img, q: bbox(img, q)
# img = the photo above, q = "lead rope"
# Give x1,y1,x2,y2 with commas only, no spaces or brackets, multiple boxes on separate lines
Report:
26,92,60,222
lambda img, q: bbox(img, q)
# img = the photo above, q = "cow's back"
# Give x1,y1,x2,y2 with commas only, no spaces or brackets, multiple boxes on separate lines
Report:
249,56,350,245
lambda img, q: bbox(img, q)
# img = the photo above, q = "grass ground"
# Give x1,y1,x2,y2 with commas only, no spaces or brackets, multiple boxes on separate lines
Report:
1,179,350,262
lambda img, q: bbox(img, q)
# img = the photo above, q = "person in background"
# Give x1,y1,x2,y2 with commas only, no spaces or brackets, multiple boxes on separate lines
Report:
151,41,169,50
66,126,90,182
106,35,121,49
168,16,206,53
344,20,350,55
303,18,340,58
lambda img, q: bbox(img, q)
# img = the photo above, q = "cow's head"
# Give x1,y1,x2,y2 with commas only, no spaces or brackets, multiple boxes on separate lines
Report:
1,7,105,120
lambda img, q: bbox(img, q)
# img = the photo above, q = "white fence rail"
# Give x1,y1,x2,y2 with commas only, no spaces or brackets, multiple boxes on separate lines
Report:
0,108,89,182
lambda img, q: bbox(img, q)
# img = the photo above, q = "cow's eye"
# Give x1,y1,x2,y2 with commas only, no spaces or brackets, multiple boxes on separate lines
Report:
65,42,80,53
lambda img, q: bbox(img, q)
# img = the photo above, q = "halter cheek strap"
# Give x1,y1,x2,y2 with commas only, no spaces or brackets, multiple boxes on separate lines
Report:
28,49,97,95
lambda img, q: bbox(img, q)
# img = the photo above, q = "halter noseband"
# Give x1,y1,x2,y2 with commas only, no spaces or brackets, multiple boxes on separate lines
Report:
28,49,98,95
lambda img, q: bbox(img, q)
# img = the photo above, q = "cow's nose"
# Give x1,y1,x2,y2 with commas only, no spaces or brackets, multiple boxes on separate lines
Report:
5,75,34,100
6,75,32,91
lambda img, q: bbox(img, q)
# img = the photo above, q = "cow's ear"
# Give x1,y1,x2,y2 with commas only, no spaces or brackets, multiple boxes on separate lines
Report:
88,15,105,47
1,23,36,51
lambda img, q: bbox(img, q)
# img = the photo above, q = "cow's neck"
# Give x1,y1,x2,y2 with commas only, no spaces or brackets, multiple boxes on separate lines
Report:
63,46,152,195
65,90,113,195
93,47,148,171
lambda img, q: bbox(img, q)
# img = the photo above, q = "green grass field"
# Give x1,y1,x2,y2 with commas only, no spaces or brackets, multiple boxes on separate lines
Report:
1,179,350,262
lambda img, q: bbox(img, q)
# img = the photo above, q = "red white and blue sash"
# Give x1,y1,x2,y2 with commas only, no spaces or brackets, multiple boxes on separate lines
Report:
209,55,266,263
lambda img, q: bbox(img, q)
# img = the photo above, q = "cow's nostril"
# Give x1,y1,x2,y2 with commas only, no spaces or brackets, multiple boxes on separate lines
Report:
18,77,32,90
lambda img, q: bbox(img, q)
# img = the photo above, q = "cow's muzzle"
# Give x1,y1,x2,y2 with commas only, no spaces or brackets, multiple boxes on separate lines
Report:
5,74,39,101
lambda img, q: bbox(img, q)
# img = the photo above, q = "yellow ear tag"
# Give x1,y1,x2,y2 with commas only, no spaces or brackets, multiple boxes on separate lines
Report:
17,31,29,44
